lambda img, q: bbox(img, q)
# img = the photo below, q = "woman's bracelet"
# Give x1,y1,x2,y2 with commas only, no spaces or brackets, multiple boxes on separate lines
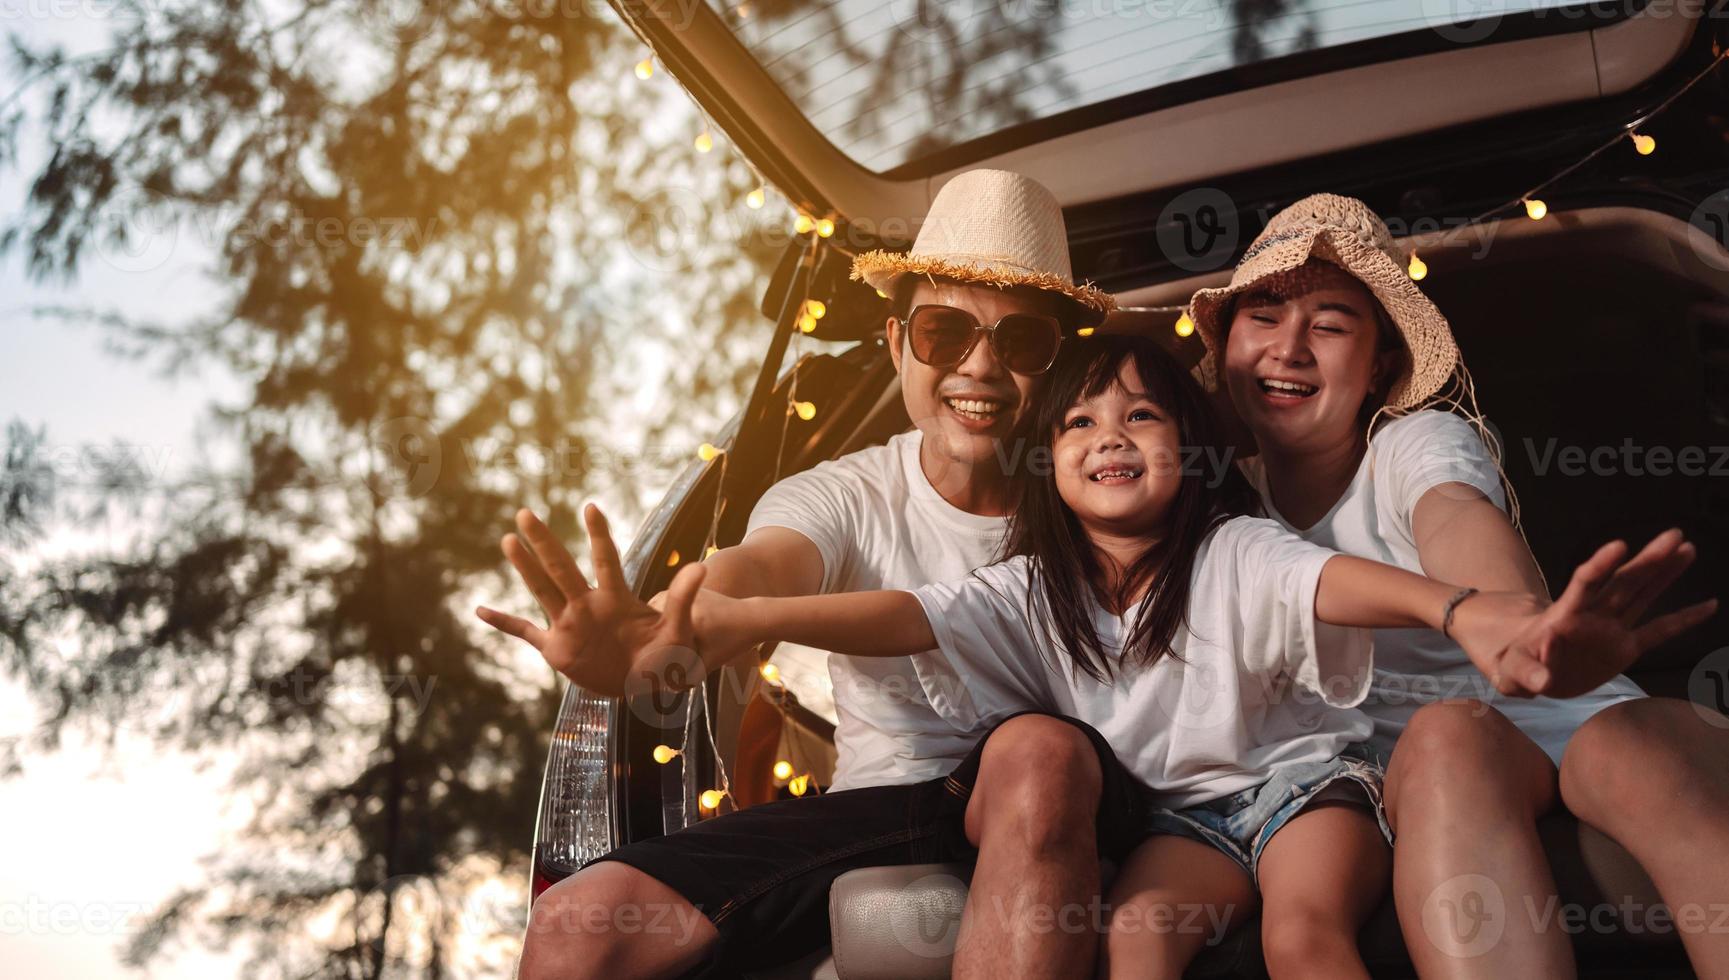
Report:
1440,587,1481,639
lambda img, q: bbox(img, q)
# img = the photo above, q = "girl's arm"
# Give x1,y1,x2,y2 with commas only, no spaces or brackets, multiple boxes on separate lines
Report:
690,589,938,662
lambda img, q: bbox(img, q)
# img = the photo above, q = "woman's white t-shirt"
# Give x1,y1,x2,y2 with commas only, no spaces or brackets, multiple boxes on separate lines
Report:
1239,410,1644,765
909,516,1375,810
746,429,1008,792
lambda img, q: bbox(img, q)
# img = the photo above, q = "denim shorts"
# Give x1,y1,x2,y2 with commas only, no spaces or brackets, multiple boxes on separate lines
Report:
590,710,1145,977
1141,755,1392,882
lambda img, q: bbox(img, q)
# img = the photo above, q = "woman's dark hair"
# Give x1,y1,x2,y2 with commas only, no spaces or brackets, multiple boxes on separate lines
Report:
1004,333,1256,682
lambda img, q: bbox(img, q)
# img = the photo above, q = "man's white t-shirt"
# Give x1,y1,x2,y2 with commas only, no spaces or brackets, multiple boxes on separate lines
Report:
1240,410,1644,765
745,429,1007,792
909,517,1376,810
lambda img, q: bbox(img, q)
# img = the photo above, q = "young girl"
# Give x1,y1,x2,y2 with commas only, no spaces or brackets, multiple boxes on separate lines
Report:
596,336,1693,977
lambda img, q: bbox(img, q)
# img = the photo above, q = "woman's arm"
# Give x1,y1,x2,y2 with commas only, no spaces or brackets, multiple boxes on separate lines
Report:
1411,485,1549,597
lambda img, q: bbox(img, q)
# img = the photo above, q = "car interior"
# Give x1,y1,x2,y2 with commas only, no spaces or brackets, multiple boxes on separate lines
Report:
534,2,1729,976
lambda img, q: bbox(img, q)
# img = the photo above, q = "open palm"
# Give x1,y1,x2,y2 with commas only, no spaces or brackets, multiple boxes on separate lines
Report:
476,504,707,697
1456,529,1718,699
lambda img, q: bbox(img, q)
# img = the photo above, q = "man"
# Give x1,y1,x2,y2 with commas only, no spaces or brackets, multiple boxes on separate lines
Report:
477,169,1128,978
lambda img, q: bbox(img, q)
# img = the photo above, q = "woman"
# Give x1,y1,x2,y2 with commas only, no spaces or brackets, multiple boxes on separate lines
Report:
1188,194,1726,978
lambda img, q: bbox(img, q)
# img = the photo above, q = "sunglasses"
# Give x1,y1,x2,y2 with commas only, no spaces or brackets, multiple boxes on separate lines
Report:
902,304,1064,376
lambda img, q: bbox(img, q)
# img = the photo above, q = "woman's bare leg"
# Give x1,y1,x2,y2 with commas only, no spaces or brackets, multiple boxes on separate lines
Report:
1383,700,1572,978
1560,696,1729,974
1098,835,1256,980
1256,800,1391,979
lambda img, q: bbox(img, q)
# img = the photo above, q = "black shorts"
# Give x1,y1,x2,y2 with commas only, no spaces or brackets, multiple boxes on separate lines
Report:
590,710,1145,976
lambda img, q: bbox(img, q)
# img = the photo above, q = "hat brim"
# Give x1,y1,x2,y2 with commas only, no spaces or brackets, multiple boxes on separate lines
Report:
852,250,1115,327
1186,228,1458,410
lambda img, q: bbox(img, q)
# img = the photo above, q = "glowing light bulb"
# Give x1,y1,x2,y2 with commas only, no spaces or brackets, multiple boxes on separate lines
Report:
816,218,835,238
759,662,781,683
798,314,818,334
666,550,681,567
1174,312,1195,337
1525,198,1547,221
1076,326,1095,337
705,545,718,558
794,400,817,421
789,775,810,796
653,744,680,765
1633,132,1656,156
794,213,815,235
1407,252,1428,281
634,58,654,80
746,186,766,209
694,131,714,153
805,299,826,319
698,442,722,461
875,289,889,299
772,760,793,781
700,789,725,809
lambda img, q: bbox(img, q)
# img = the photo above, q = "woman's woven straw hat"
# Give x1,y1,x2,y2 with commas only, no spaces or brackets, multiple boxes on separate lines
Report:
1188,193,1459,410
852,169,1116,327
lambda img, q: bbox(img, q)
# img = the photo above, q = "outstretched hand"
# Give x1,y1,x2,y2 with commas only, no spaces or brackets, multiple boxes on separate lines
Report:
475,504,708,697
1453,529,1718,699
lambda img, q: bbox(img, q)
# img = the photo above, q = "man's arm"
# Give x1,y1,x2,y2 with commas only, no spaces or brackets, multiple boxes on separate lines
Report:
476,509,835,692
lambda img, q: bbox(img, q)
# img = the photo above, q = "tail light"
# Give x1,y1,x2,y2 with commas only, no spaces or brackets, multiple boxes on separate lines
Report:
529,690,616,901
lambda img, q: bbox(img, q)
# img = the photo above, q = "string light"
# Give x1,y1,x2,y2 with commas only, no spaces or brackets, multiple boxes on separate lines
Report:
772,760,793,780
804,299,826,319
705,545,718,558
1174,312,1195,337
816,217,836,238
875,288,889,299
759,662,781,684
1632,132,1657,155
788,775,810,796
747,186,766,209
794,213,815,235
793,400,817,421
1076,326,1095,337
653,744,681,764
634,58,654,80
1407,252,1428,281
1523,197,1548,221
697,442,723,461
699,789,727,810
666,550,681,567
797,312,818,333
694,130,714,153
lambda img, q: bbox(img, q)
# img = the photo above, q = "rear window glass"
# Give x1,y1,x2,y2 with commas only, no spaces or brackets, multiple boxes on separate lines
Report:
714,1,1626,173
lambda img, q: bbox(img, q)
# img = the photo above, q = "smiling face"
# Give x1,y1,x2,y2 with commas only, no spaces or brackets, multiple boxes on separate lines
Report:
886,278,1055,471
1222,260,1401,457
1051,360,1183,538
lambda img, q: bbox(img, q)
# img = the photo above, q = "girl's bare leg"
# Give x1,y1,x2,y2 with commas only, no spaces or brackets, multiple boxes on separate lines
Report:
1560,696,1729,974
1098,835,1256,980
1256,800,1392,980
1383,700,1572,979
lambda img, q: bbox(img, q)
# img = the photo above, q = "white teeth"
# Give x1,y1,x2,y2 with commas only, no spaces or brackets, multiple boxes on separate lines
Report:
1260,379,1317,395
945,397,1003,417
1090,468,1142,482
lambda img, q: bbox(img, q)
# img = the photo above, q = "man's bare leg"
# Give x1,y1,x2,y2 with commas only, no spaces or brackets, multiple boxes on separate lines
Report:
518,861,717,980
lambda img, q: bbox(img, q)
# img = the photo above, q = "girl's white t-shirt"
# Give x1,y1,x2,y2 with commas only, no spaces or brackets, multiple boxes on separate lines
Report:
1239,410,1644,765
746,429,1008,792
909,516,1375,810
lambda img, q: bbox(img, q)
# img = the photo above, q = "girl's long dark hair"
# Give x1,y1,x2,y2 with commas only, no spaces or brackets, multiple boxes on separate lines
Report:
1004,334,1256,682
